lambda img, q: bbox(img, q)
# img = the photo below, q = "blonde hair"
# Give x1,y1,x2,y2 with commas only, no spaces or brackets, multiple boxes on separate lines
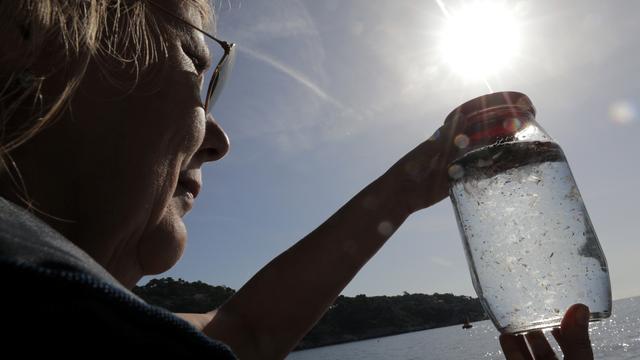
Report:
0,0,213,218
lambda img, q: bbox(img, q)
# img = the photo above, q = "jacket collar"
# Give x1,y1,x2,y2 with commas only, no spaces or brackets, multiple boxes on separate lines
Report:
0,195,143,300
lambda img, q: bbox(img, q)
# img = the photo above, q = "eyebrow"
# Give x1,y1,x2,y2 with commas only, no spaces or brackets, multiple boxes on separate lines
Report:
187,32,213,70
147,4,213,70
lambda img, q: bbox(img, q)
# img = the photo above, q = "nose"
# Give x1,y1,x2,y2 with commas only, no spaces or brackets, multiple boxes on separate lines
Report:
198,114,230,163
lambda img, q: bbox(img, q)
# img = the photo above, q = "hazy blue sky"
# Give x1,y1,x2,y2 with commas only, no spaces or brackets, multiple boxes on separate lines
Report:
142,0,639,300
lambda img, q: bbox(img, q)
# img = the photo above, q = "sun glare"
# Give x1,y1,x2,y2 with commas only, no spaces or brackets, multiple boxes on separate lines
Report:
438,1,522,80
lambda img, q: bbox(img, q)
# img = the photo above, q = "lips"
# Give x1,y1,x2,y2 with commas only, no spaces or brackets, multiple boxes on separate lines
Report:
177,176,201,199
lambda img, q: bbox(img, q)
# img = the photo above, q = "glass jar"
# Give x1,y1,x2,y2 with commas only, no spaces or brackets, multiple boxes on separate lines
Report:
447,91,612,334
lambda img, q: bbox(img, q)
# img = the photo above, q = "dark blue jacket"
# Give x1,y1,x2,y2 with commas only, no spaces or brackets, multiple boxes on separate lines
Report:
0,196,237,358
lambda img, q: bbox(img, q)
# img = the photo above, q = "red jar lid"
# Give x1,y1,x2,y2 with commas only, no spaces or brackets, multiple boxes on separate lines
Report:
445,91,536,124
446,91,536,145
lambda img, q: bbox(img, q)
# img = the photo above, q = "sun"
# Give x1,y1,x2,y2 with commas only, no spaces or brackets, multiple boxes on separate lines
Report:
437,1,522,80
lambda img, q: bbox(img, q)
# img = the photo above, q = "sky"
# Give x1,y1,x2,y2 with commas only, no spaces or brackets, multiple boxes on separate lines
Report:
142,0,640,301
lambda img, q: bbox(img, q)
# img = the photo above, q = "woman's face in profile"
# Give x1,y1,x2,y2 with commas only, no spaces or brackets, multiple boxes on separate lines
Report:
5,3,229,288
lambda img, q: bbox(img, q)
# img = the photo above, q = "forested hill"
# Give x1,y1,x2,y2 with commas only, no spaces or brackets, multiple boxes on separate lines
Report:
133,277,487,350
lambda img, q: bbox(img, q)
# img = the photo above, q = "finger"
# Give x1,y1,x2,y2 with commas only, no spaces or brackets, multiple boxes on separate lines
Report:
499,334,534,360
551,328,563,345
442,110,467,137
524,331,558,360
552,304,594,360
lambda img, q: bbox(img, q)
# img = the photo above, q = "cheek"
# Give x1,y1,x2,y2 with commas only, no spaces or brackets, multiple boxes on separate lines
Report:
149,68,206,157
61,48,204,276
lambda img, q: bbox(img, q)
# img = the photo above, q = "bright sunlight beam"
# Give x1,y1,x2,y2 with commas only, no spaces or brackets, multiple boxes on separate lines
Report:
437,0,522,81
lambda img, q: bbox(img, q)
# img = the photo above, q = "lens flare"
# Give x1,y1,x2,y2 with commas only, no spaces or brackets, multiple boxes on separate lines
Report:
454,134,470,149
448,164,465,179
503,118,523,132
609,101,636,125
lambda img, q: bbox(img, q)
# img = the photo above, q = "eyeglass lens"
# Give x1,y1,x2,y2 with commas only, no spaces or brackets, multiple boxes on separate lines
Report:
202,37,236,112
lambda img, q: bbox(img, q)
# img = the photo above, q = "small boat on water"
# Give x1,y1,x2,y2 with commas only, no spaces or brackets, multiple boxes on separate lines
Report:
462,317,473,329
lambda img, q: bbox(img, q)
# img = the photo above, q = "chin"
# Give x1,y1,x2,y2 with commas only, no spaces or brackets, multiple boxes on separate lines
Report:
137,205,188,275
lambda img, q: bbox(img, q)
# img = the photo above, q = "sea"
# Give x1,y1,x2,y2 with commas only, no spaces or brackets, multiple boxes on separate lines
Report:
288,296,640,360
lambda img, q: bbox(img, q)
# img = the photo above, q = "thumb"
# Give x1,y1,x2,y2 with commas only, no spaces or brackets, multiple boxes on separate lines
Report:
551,304,594,360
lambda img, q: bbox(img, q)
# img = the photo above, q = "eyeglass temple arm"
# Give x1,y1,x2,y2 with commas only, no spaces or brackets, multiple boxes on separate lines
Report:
145,0,235,50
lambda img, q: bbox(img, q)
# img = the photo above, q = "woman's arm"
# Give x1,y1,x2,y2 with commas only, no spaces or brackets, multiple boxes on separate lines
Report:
174,311,215,332
204,176,409,359
203,121,463,360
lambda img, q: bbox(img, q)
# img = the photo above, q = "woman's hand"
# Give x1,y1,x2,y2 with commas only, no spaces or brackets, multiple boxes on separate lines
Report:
499,304,594,360
378,118,465,216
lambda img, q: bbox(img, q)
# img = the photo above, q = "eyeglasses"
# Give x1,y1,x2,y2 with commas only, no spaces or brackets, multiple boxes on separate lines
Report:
147,1,236,113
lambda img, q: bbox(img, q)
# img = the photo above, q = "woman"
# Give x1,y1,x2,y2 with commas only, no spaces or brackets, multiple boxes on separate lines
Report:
0,0,594,359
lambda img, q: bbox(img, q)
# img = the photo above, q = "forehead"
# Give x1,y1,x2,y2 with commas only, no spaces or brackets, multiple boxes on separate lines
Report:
150,0,213,34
